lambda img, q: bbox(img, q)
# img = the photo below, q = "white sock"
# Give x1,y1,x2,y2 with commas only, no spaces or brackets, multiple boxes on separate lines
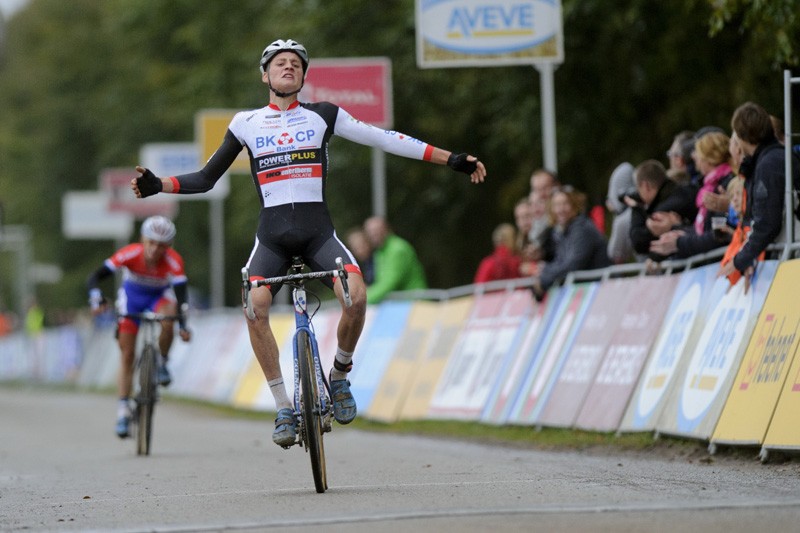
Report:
268,378,292,411
117,398,130,418
330,348,353,381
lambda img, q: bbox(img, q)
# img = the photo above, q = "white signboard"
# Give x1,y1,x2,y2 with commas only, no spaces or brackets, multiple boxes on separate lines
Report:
140,142,230,200
416,0,564,68
62,191,134,240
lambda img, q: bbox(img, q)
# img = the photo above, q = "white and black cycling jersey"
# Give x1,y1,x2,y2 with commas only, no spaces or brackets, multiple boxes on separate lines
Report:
169,100,433,208
167,100,435,288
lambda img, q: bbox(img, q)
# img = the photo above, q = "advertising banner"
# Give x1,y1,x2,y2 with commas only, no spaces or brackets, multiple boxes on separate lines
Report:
428,290,534,420
574,275,680,431
535,278,634,428
619,266,716,432
656,261,778,440
299,58,392,128
348,301,413,413
169,312,252,403
481,293,552,424
230,313,295,411
399,296,474,420
713,259,800,447
762,339,800,453
367,301,439,422
507,283,597,424
416,0,564,68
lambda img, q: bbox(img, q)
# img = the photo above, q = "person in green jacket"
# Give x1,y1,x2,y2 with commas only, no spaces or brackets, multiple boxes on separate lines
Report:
364,216,428,304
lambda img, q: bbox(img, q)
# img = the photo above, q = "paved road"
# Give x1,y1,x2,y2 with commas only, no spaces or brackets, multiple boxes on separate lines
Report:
2,387,800,532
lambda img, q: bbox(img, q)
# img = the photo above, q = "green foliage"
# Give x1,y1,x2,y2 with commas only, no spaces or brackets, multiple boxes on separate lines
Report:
0,0,795,317
708,0,799,67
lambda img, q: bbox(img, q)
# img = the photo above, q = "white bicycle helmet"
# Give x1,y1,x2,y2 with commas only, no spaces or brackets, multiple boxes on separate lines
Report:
141,216,176,243
259,39,309,74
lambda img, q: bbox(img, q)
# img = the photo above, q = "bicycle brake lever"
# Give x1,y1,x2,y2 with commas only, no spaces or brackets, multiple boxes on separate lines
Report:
335,257,352,308
241,267,256,320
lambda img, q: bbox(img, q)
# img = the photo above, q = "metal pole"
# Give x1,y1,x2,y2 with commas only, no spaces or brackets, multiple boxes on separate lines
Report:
372,147,387,217
784,69,796,248
0,225,33,321
210,197,225,308
535,63,558,173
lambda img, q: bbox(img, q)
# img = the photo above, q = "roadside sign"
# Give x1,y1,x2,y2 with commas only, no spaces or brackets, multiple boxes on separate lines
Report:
196,110,251,173
62,191,134,239
99,167,178,219
300,57,393,128
416,0,564,68
140,142,230,200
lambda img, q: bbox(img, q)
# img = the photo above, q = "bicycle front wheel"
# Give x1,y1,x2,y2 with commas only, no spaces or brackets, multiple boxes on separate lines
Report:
297,330,327,493
136,344,157,456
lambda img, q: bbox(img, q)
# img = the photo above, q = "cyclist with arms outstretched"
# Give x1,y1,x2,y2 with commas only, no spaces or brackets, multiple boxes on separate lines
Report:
131,39,486,447
87,216,191,438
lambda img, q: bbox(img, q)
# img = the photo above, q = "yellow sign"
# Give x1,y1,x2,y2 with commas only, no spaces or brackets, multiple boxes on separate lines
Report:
230,314,294,409
711,260,800,446
399,296,474,420
367,301,439,422
195,109,250,174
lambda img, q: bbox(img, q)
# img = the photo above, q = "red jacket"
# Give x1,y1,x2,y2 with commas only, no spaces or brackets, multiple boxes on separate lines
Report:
474,245,523,283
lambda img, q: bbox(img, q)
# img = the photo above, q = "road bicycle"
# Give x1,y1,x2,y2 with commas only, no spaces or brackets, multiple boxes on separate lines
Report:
120,311,182,456
241,256,351,493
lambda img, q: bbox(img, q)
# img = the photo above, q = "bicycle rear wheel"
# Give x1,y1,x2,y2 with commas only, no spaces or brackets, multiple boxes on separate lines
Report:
297,330,327,493
136,344,157,456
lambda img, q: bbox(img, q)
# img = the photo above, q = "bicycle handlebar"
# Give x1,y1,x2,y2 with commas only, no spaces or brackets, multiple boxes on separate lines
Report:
241,257,352,320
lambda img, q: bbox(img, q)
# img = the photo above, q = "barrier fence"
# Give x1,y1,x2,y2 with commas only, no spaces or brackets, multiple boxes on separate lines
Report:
3,250,800,461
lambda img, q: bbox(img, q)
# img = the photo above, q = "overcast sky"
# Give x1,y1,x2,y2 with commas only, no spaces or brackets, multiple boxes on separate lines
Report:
0,0,28,20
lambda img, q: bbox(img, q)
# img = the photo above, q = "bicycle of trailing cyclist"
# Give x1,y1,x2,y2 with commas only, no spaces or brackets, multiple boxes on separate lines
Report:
241,256,351,493
120,310,182,456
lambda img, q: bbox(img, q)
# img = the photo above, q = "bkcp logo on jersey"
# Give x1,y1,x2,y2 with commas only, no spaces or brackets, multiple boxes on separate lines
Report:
255,129,317,150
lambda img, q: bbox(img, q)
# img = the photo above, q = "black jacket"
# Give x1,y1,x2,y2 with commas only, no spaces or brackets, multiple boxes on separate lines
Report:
733,138,799,272
629,179,698,261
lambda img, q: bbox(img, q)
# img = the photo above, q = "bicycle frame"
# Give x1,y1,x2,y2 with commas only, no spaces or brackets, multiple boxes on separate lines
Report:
289,277,333,435
119,311,181,456
241,256,350,492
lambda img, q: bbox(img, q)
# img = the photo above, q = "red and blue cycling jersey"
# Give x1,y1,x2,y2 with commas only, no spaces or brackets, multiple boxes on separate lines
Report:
106,243,187,293
105,244,187,331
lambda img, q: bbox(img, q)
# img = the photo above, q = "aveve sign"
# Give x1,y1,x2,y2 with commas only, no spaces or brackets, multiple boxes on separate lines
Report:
299,57,393,129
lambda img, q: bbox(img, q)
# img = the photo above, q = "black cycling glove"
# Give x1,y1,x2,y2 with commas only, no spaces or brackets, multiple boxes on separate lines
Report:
447,152,478,175
136,168,163,198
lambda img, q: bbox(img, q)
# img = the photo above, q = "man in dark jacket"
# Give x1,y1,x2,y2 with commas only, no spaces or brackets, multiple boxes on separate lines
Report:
718,101,800,285
628,160,698,262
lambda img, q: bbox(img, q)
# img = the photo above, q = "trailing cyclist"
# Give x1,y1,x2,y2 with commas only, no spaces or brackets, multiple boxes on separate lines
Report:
131,38,486,448
87,215,191,438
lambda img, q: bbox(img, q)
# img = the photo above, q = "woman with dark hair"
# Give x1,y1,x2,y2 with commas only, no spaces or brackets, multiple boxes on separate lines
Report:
531,186,611,301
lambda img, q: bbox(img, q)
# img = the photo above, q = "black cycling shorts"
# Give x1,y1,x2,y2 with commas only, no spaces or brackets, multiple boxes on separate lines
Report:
245,203,360,295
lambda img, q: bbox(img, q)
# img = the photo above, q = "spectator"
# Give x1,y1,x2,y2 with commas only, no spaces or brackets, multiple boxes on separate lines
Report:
527,191,553,252
529,168,559,203
628,160,697,262
531,186,611,301
24,299,44,337
650,131,735,259
719,101,800,286
667,130,695,175
345,227,374,285
474,223,523,284
363,216,427,304
513,197,542,276
605,162,637,264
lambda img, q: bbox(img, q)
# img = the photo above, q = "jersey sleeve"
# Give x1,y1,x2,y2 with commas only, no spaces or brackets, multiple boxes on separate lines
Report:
165,249,188,285
106,243,142,271
333,107,434,162
170,125,244,194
